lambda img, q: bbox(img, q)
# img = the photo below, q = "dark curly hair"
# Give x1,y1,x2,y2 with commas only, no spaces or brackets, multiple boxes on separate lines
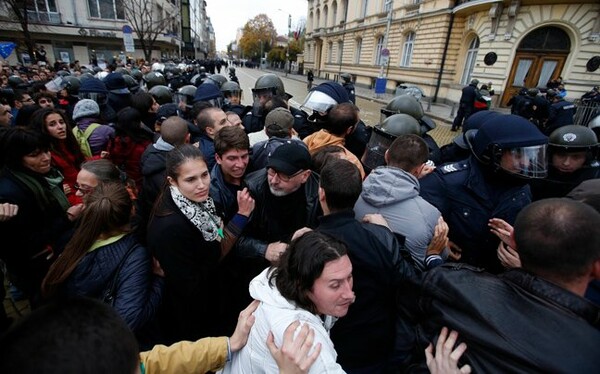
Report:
269,231,348,314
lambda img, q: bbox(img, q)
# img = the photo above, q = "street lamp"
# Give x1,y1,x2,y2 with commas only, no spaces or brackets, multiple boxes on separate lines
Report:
277,9,292,76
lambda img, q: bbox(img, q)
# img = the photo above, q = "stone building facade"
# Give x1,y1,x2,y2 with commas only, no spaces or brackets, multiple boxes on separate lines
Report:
303,0,600,106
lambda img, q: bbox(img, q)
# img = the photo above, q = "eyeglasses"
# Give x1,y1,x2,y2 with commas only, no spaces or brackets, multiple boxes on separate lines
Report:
267,168,304,182
74,183,94,194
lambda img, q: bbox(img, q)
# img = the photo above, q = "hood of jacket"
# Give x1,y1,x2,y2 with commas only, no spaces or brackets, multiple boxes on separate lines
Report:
303,130,344,153
361,166,420,207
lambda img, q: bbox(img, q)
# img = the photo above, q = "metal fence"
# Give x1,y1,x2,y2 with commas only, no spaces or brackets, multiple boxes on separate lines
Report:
573,99,600,126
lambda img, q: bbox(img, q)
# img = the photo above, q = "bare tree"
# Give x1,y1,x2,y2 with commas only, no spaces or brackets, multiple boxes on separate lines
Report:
123,0,179,61
0,0,38,62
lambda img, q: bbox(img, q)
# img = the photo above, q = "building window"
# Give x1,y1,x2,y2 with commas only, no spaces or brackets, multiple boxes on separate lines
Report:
328,42,333,63
375,35,384,65
88,0,125,20
338,41,343,63
400,32,415,67
460,37,480,85
361,0,369,18
355,38,362,64
332,1,338,25
27,0,59,23
323,5,328,28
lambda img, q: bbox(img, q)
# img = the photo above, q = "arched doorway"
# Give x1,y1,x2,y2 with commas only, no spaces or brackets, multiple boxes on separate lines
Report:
501,26,571,106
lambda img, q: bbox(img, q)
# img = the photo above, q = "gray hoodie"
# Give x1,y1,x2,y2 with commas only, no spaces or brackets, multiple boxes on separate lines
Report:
354,166,444,269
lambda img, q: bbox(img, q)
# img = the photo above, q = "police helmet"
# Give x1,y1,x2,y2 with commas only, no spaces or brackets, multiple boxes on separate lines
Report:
549,125,598,165
221,81,242,97
114,67,129,76
205,74,228,88
149,85,173,105
301,81,349,116
340,73,352,83
252,73,285,97
61,76,81,96
143,72,166,90
79,72,95,83
177,84,197,108
122,74,140,94
381,94,423,120
130,69,143,82
56,70,71,77
468,114,548,178
78,78,109,106
361,114,421,170
229,66,236,74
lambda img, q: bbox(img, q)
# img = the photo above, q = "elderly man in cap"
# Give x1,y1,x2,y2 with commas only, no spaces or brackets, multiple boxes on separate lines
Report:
237,141,321,263
451,78,481,132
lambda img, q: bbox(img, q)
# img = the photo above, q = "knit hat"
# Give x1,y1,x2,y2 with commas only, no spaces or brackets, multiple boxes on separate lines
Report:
103,72,129,94
265,107,294,132
311,81,349,104
72,99,100,120
79,78,109,94
266,140,311,175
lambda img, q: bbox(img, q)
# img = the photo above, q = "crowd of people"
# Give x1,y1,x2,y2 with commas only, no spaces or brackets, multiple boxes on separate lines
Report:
0,57,599,373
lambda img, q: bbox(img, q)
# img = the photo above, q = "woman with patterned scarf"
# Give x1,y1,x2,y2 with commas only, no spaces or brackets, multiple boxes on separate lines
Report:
0,127,83,307
147,144,255,345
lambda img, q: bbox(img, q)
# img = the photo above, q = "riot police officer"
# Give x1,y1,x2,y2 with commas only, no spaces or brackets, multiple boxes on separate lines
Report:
220,81,248,117
380,94,441,164
340,73,355,104
300,80,370,155
544,89,576,135
361,113,421,171
142,71,166,91
176,84,197,119
243,73,310,138
148,85,173,106
420,114,548,273
531,124,600,200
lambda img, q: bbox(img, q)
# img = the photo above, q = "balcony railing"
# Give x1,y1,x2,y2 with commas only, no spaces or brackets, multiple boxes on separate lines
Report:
27,11,61,24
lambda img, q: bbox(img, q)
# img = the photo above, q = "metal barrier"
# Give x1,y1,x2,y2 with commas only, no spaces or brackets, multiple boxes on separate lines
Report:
573,99,600,126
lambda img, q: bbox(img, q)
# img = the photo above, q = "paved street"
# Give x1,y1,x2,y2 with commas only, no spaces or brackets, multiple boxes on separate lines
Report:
233,66,493,147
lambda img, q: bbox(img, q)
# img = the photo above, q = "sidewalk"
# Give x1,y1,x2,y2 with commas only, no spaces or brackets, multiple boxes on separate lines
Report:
270,69,462,146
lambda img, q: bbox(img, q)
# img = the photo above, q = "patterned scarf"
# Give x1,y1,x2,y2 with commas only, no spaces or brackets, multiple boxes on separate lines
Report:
169,185,223,242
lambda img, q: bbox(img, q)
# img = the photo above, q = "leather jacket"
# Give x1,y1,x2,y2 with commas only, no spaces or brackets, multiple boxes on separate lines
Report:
412,264,600,373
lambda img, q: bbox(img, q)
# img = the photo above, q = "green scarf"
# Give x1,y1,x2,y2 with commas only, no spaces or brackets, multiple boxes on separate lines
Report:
9,168,71,212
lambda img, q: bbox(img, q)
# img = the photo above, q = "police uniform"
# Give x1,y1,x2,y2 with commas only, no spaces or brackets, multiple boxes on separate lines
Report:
420,157,532,273
545,99,576,135
343,82,356,104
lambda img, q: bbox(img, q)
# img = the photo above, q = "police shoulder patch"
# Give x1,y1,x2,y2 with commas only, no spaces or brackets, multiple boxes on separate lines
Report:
439,162,469,175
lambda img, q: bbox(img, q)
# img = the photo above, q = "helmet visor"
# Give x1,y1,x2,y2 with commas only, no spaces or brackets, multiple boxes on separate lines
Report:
380,108,396,122
300,91,338,115
499,145,548,179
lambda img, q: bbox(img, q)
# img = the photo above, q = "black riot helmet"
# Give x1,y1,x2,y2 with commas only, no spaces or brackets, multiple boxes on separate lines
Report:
549,125,599,165
176,84,197,109
468,114,548,179
252,73,286,98
143,72,166,90
340,73,352,83
8,76,29,90
381,94,436,134
122,74,140,94
149,85,173,105
205,74,228,89
362,113,421,170
61,76,81,96
220,80,242,103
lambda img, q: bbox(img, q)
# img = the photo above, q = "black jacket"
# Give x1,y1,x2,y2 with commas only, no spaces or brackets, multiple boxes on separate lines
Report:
236,169,321,259
413,264,600,373
318,211,418,370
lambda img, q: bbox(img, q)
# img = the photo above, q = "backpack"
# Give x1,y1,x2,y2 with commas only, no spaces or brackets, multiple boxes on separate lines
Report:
72,123,101,158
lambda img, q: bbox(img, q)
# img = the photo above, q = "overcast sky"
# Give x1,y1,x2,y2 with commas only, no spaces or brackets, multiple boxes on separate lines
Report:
207,0,308,51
